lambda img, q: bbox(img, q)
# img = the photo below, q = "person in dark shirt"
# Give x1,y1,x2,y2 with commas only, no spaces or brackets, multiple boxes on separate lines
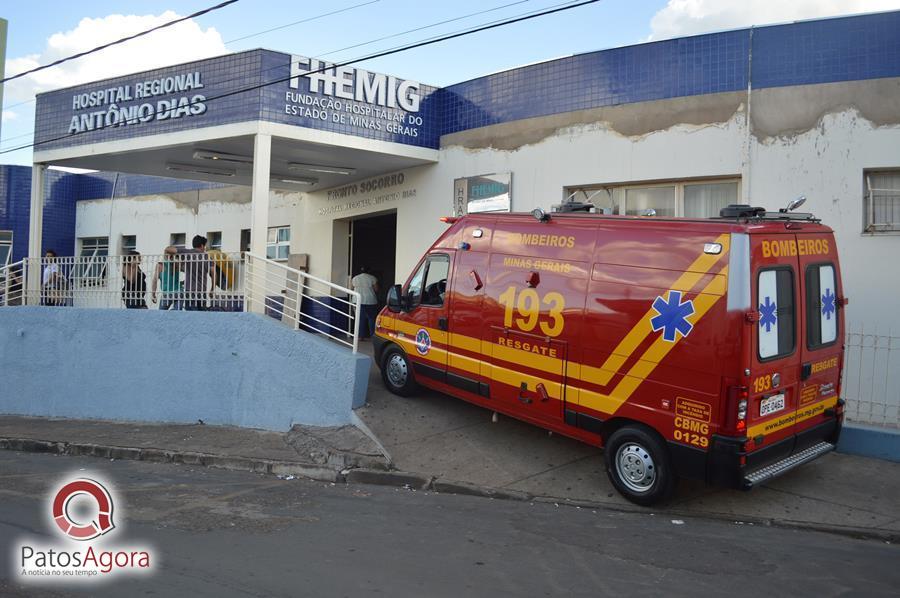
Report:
122,251,147,309
166,235,215,311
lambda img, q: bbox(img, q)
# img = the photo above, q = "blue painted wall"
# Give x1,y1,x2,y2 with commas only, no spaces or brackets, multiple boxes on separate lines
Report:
0,166,227,263
0,308,371,431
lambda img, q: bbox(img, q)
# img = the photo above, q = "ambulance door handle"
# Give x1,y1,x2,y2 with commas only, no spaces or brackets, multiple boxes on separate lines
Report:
801,362,812,381
438,317,448,331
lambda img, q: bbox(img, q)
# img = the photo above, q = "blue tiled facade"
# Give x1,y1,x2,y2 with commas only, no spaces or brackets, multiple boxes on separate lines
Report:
0,167,224,262
33,11,900,153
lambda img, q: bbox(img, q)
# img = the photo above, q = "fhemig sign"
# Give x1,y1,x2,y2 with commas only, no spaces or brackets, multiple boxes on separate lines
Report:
67,72,207,134
286,56,424,138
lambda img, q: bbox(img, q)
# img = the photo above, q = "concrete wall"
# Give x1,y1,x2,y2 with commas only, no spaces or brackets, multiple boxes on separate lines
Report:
0,308,371,431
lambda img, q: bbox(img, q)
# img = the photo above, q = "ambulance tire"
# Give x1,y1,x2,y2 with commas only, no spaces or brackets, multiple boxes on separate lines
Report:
381,346,418,397
604,425,676,506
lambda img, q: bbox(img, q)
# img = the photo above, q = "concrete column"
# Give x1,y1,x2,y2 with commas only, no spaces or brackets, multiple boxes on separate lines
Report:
26,163,46,303
250,133,271,257
247,134,272,316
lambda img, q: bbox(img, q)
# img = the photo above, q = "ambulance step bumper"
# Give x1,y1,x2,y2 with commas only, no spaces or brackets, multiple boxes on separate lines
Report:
742,441,835,489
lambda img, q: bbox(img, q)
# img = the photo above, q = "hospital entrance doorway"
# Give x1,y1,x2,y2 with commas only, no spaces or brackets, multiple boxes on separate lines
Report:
349,211,396,308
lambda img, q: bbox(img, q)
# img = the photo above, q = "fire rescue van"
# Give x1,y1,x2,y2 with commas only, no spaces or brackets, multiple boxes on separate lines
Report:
373,202,846,505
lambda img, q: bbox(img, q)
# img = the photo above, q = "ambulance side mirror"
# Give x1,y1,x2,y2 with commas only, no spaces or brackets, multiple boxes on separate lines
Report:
387,284,405,313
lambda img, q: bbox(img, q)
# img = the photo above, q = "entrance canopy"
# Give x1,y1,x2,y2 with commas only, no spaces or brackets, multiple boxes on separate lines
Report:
27,49,441,292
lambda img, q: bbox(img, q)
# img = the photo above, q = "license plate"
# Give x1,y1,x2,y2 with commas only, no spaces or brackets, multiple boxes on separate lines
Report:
760,393,786,417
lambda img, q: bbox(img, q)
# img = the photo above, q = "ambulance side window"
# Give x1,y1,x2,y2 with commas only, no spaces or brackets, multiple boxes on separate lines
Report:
407,254,449,309
757,267,795,361
421,255,449,306
806,263,838,349
406,261,427,308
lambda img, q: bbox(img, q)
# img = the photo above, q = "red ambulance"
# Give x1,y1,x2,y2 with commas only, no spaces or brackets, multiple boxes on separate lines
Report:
373,203,846,505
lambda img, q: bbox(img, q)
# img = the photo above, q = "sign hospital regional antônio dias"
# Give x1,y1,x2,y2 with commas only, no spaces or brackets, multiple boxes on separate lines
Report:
34,49,440,152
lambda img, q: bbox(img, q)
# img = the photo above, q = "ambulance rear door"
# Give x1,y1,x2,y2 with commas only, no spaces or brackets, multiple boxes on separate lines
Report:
747,234,802,459
795,232,843,447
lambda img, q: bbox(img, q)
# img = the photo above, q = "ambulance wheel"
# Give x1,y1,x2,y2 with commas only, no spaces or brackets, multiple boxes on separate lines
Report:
381,346,418,397
604,425,675,506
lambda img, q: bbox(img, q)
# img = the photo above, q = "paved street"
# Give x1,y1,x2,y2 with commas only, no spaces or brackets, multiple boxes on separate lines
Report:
0,451,898,597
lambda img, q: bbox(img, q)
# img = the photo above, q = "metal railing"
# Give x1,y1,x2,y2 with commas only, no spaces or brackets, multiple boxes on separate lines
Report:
0,260,26,307
244,253,362,353
16,252,245,311
842,326,900,429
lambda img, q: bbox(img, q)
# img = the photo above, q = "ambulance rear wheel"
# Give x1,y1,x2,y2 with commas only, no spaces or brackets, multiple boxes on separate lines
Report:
604,425,675,506
381,346,418,397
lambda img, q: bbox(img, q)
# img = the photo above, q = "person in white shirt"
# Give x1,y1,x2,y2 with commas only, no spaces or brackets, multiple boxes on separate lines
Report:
351,265,379,339
41,249,67,306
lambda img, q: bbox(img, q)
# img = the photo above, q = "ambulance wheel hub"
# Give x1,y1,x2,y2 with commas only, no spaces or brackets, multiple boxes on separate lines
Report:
615,443,656,493
386,353,409,387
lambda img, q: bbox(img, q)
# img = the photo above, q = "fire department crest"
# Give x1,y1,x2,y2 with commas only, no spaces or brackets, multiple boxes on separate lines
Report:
415,328,432,355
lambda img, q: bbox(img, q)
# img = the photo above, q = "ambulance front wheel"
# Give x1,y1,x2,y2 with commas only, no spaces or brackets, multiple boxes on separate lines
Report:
604,425,676,506
381,346,418,397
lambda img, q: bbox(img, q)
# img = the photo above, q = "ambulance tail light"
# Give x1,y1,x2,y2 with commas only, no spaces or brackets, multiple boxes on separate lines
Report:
724,385,750,436
440,216,458,224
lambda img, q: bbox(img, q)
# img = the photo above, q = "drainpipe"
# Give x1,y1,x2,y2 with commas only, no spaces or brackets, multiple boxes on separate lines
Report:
743,27,754,203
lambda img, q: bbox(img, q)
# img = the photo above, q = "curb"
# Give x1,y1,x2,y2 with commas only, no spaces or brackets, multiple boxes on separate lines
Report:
0,437,342,483
3,437,897,543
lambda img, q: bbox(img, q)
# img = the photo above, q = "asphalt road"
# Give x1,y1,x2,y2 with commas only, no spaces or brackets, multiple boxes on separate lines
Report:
0,451,897,597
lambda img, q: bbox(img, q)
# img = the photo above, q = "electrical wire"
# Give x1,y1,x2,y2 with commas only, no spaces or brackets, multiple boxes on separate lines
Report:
224,0,381,45
1,0,600,155
1,0,240,84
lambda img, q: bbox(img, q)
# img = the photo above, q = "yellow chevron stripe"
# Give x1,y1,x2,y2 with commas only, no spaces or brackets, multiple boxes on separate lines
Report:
592,233,730,385
576,266,728,415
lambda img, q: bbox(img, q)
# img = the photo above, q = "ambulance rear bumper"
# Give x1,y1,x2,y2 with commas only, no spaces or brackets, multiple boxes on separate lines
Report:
704,417,841,490
741,441,835,489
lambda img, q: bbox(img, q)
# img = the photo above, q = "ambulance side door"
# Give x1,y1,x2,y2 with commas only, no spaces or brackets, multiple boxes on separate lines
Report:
401,252,453,380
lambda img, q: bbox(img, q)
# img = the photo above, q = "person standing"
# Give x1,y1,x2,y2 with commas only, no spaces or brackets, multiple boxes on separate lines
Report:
121,251,148,309
351,265,379,340
152,246,182,310
167,235,215,311
41,249,67,306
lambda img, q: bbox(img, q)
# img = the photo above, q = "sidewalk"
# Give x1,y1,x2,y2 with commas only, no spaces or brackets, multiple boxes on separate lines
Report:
354,345,900,539
1,344,899,540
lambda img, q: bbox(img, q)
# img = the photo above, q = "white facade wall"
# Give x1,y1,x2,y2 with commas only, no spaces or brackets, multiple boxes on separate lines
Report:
75,189,300,256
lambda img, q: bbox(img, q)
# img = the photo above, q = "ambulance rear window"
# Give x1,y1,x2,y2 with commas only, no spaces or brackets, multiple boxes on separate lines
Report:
806,263,838,349
757,267,795,361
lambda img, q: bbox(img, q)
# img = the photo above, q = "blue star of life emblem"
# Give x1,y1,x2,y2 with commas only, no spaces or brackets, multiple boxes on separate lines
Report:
759,296,778,332
821,288,836,320
415,328,431,355
650,290,695,342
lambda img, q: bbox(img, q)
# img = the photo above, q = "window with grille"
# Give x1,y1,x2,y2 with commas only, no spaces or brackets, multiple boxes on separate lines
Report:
865,171,900,232
76,237,109,282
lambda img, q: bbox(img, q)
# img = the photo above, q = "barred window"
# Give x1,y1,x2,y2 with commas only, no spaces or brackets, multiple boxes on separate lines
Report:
865,171,900,233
